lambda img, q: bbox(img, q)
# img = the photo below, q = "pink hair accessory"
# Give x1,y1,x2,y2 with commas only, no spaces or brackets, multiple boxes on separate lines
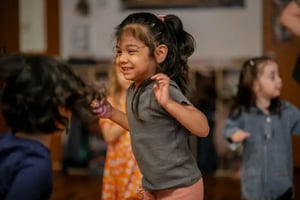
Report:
158,15,166,22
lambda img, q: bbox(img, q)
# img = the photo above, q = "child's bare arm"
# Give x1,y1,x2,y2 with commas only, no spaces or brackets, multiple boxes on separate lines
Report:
164,100,210,137
91,99,129,130
151,73,209,137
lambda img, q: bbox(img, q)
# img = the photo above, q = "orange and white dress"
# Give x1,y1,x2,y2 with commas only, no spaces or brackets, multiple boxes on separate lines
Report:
100,101,142,200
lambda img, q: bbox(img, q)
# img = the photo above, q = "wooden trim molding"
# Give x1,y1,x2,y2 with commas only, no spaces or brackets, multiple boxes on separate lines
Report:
46,0,60,56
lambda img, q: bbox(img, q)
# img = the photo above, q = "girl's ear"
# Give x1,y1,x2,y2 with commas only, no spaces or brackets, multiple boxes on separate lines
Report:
155,44,168,64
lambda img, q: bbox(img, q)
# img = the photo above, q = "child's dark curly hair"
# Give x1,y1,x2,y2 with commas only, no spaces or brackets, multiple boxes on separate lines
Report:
0,54,104,134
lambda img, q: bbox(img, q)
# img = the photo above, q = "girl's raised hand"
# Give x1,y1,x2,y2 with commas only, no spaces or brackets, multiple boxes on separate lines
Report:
90,99,112,118
151,73,170,107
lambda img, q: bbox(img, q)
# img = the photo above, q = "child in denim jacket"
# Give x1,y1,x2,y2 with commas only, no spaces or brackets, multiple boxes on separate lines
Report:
224,56,300,200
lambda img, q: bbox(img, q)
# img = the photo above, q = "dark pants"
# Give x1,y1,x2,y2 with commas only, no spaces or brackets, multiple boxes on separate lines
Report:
276,187,293,200
242,188,293,200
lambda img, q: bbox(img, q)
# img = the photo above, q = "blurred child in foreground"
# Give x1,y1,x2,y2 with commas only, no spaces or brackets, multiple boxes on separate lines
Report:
0,54,103,200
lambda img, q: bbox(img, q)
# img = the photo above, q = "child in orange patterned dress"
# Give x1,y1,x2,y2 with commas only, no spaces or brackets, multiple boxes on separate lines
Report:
99,64,142,200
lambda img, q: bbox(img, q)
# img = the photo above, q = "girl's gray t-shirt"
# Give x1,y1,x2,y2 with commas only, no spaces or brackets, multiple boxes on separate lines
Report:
126,80,201,191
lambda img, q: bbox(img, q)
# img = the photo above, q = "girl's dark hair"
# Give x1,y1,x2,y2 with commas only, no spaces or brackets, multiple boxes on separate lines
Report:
115,12,195,92
230,56,281,119
0,54,104,134
115,12,195,119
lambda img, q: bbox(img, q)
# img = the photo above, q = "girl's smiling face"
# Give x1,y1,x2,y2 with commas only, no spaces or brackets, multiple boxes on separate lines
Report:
115,33,157,88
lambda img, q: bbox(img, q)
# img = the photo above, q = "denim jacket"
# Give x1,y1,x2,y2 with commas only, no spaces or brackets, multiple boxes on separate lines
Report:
224,100,300,200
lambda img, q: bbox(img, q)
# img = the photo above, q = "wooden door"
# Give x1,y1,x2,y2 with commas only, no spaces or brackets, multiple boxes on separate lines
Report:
0,0,18,133
263,0,300,168
0,0,19,54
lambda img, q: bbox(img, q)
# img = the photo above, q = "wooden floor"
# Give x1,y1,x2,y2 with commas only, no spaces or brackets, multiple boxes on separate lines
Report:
51,169,300,200
51,171,102,200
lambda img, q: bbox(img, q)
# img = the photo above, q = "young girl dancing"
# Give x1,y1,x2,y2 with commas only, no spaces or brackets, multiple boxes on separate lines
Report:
91,12,209,200
224,56,300,200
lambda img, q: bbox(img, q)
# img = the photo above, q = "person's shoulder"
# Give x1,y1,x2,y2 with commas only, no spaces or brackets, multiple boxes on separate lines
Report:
0,132,19,164
0,133,50,172
0,134,50,161
0,131,18,151
229,106,244,120
16,141,52,176
168,80,183,94
280,99,300,111
0,131,12,140
169,79,180,89
281,99,294,107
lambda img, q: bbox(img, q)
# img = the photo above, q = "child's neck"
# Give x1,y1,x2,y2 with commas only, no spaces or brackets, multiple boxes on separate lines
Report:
255,96,270,114
15,132,52,148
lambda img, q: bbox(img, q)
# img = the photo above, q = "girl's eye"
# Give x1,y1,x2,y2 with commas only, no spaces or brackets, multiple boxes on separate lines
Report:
114,49,139,56
114,48,121,55
127,49,138,54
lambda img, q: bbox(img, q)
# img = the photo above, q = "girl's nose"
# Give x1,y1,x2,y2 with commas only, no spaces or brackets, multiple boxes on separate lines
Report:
118,52,129,63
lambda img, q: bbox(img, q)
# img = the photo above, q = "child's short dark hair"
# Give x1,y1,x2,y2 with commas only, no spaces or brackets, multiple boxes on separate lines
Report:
0,54,103,134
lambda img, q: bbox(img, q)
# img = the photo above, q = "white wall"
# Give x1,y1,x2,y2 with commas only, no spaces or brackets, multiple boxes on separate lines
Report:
19,0,46,53
60,0,262,61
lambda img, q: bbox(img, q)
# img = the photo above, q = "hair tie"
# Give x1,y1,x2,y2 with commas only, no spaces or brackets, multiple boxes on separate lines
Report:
157,15,166,22
249,60,255,66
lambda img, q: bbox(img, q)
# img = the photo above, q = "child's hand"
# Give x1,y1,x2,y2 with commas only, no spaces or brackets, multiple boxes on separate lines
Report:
90,99,112,118
231,130,251,143
151,73,170,107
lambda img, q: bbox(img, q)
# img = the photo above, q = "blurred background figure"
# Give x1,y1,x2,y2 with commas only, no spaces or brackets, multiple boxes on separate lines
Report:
224,56,300,200
280,0,300,37
280,1,300,85
99,64,142,200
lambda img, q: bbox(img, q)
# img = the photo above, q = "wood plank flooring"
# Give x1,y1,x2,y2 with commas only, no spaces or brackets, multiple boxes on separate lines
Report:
51,169,300,200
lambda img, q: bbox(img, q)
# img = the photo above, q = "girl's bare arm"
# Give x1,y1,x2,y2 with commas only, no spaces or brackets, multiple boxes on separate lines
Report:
151,73,209,137
164,100,210,137
91,99,129,130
